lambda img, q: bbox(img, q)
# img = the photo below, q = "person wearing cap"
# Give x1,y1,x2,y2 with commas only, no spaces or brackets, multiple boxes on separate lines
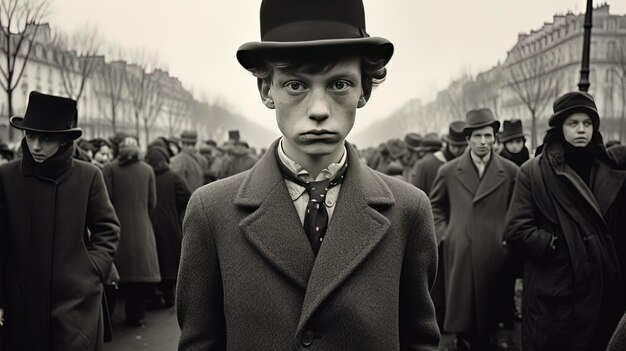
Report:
498,119,530,167
430,108,518,350
221,139,258,178
412,122,467,196
0,91,120,350
377,138,407,178
402,132,423,183
504,91,626,351
169,130,208,192
176,0,439,349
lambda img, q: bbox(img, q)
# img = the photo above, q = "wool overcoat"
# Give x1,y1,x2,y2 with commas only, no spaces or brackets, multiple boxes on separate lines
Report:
177,140,440,350
170,150,207,191
429,148,518,334
412,151,446,196
0,158,120,351
103,158,160,283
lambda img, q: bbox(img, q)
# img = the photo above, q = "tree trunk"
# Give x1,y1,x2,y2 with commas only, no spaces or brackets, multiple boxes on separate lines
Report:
7,87,14,141
620,90,626,143
134,111,140,145
144,117,150,147
530,110,537,151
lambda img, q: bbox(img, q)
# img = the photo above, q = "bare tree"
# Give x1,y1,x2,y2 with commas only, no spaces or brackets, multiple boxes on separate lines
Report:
165,93,192,137
141,72,165,145
50,24,101,103
505,50,556,149
613,41,626,143
96,59,127,133
0,0,47,139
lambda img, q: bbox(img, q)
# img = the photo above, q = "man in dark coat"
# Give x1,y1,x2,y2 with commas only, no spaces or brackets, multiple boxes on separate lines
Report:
498,119,530,167
176,0,440,349
402,132,422,184
504,91,626,351
170,130,208,191
145,142,191,307
221,140,258,178
412,121,466,195
103,137,159,326
430,108,518,350
0,91,120,351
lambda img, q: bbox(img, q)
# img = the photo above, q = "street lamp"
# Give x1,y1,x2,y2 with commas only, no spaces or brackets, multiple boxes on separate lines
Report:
578,0,593,92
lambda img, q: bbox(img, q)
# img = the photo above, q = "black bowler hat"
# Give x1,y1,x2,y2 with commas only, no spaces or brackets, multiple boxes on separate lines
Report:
548,91,599,128
10,91,82,140
236,0,394,69
420,133,443,152
498,119,527,143
404,133,422,152
443,120,468,145
463,108,500,135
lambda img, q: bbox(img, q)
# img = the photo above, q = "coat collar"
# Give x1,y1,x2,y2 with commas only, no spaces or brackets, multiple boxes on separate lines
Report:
235,139,395,333
455,148,507,202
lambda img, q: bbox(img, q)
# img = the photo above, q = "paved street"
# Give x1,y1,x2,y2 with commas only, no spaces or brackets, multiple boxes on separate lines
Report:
104,300,180,351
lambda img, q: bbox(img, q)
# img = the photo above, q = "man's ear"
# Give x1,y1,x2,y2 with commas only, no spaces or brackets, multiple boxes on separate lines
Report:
257,78,275,109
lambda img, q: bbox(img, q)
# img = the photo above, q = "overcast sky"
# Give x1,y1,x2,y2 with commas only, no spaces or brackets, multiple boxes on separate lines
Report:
49,0,626,136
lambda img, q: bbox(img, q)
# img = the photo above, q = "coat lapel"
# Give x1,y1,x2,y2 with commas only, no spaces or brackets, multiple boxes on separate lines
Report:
592,161,626,215
556,164,604,221
474,153,507,203
455,149,480,196
236,139,315,290
297,143,394,333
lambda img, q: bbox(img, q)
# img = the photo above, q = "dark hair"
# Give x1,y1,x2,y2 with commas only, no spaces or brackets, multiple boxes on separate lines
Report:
249,54,387,102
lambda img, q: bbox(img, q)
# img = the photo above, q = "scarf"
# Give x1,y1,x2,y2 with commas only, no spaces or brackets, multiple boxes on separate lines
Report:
21,137,74,182
500,146,530,167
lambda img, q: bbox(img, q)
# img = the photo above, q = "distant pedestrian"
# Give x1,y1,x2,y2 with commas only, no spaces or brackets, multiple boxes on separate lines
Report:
402,132,422,183
170,130,207,191
103,136,159,327
221,140,257,178
0,91,120,350
145,142,191,308
498,119,530,167
505,92,626,351
430,108,518,350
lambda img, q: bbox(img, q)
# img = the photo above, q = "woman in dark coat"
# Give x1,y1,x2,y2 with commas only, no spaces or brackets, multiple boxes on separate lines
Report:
505,92,626,351
0,92,120,351
103,138,159,325
145,142,191,306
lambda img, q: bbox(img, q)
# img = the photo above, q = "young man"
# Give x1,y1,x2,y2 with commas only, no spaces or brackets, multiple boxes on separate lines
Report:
505,91,626,351
0,91,120,350
176,0,440,349
430,108,518,350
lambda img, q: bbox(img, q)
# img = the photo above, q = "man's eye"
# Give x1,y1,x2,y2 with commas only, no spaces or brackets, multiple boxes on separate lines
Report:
330,80,351,91
285,81,306,91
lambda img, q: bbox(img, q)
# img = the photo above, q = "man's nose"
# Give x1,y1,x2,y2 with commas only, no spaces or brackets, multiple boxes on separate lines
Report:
31,138,41,150
577,123,586,132
307,89,330,122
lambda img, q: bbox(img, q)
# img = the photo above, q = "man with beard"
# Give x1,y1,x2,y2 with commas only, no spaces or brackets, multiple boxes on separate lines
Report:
499,119,530,167
412,121,466,196
505,91,626,351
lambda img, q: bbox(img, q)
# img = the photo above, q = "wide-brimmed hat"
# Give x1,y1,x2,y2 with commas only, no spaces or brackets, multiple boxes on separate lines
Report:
236,0,394,70
180,130,198,144
10,91,82,140
463,108,500,135
548,91,599,128
443,120,468,146
420,133,443,152
404,133,422,152
498,119,528,143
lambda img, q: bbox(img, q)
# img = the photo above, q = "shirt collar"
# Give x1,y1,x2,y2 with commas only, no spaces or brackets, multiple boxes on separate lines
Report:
277,138,347,182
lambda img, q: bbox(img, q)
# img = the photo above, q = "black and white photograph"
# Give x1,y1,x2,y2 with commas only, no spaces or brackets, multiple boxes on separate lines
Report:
1,0,626,350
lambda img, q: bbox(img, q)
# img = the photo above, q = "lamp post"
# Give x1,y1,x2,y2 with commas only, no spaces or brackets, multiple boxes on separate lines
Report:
578,0,593,92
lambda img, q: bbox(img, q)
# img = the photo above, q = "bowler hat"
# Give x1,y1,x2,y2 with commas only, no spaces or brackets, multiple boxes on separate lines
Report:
236,0,394,69
463,108,500,135
548,91,599,128
443,120,467,145
10,91,82,140
386,138,406,159
498,119,527,143
180,130,198,144
420,133,443,152
404,133,422,152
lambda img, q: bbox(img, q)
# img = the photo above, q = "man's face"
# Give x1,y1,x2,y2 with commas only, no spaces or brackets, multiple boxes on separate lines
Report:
447,143,466,157
466,126,495,158
563,112,593,148
261,56,365,161
94,145,112,164
504,138,525,154
25,131,62,163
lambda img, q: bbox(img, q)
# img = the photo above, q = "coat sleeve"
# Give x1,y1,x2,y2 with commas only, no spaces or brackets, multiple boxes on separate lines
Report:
173,172,192,215
504,163,553,260
102,164,115,204
86,169,121,282
177,190,226,350
412,160,428,191
429,167,449,244
148,166,157,211
400,191,440,350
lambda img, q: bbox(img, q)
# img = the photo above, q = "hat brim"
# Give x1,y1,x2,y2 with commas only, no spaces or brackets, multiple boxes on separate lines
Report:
406,144,421,152
548,105,599,127
10,116,82,140
498,132,528,144
237,37,394,69
442,135,468,146
463,120,501,135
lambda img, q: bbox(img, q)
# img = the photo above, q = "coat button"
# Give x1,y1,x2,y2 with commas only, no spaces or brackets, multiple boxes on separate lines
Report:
301,332,313,347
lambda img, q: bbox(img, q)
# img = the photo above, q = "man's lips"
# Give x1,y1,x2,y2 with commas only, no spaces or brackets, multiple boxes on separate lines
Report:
302,130,336,136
